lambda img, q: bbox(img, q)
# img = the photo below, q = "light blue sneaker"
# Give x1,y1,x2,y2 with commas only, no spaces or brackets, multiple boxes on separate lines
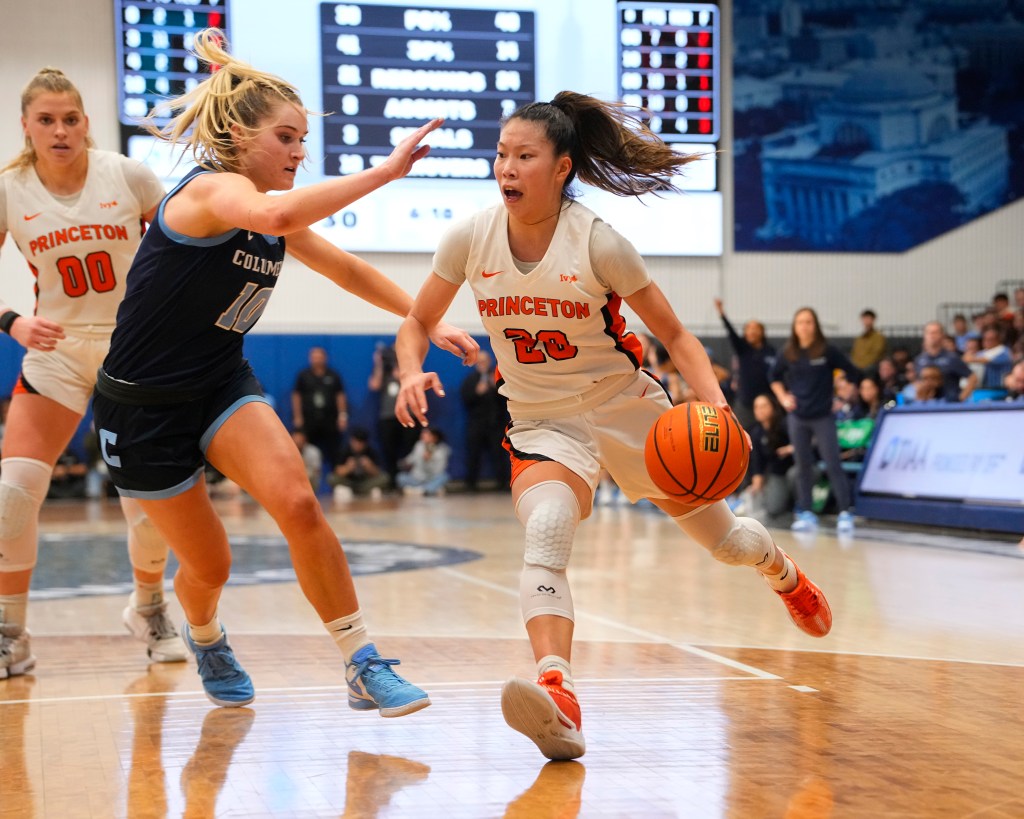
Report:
183,625,255,707
346,643,431,718
836,510,855,533
790,510,819,532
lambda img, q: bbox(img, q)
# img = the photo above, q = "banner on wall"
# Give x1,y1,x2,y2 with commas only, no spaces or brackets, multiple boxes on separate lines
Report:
733,1,1024,252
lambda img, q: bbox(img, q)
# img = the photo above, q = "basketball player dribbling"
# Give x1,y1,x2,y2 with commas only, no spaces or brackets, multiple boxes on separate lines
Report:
394,92,833,761
0,67,187,679
90,30,475,712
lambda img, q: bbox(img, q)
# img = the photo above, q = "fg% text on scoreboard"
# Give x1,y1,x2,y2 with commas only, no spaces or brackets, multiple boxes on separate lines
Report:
320,3,536,181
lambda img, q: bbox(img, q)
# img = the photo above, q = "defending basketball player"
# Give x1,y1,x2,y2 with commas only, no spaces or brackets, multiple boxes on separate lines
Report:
0,68,187,679
89,30,476,712
394,92,832,761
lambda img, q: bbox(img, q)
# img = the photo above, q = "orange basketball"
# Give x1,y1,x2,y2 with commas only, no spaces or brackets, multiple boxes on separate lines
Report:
644,402,750,503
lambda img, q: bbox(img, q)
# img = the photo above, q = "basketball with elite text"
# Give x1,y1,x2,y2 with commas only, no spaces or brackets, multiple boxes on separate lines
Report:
644,402,750,503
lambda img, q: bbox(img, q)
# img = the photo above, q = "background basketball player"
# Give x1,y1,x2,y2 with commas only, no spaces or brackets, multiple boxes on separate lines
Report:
0,67,185,679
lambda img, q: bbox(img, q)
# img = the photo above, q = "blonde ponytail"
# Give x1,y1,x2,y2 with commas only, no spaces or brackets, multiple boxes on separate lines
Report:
142,29,305,173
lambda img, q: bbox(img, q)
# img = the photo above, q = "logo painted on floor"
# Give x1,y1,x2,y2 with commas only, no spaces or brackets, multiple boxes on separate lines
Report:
32,534,482,600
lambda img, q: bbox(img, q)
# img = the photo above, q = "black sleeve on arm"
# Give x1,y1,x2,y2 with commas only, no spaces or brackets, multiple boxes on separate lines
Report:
720,313,748,353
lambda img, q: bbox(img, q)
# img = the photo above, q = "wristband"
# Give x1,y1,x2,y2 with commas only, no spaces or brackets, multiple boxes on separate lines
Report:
0,311,21,335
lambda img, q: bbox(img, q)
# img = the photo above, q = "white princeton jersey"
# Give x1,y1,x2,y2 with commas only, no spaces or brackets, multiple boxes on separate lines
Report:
1,150,160,332
446,201,645,404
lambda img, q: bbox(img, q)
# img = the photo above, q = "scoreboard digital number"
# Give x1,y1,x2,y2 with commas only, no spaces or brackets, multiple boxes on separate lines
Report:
617,1,719,143
320,4,536,181
115,0,227,146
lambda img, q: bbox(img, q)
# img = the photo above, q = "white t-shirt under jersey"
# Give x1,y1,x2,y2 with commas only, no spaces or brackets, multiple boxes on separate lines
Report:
0,149,165,332
432,200,652,405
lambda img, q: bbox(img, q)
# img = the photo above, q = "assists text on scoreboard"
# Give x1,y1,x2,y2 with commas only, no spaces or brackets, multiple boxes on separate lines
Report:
320,3,537,181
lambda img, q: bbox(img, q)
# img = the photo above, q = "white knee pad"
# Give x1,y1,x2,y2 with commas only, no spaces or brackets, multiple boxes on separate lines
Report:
120,497,170,575
709,516,774,567
0,458,53,571
516,481,580,623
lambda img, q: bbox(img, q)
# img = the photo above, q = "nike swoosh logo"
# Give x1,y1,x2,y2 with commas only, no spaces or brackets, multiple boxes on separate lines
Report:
333,624,354,632
24,212,42,221
481,270,503,278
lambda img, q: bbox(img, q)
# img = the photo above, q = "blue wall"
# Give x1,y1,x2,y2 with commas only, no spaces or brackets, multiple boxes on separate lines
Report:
0,333,495,482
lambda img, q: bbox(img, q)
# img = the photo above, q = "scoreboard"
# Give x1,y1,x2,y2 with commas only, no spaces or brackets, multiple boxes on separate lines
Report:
114,0,723,255
320,4,536,180
115,0,226,138
617,2,718,142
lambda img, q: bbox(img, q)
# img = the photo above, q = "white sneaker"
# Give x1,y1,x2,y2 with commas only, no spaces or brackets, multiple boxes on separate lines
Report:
333,485,354,502
836,511,855,533
123,598,188,663
0,621,35,679
790,510,819,532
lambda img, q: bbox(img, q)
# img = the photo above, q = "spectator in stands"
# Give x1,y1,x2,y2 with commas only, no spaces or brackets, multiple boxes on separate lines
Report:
911,365,947,403
291,346,347,473
329,428,389,499
856,375,886,419
1007,309,1023,349
47,447,87,500
1004,361,1024,401
1013,334,1024,365
832,374,860,421
850,309,887,370
993,292,1015,325
396,427,451,497
890,345,912,385
963,326,1013,391
742,394,795,523
961,337,987,385
290,430,323,491
713,298,776,429
369,342,419,488
459,350,510,492
950,313,977,354
876,357,905,404
646,339,688,405
770,307,861,533
914,321,976,402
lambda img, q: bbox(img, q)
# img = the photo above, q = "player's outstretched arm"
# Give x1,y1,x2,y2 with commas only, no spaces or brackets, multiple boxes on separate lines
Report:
395,273,463,427
286,230,478,367
180,119,443,238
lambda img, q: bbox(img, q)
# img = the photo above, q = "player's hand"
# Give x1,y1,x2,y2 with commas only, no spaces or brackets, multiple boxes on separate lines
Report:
713,298,723,315
719,402,752,451
380,118,444,181
397,372,445,428
10,315,65,352
429,321,479,366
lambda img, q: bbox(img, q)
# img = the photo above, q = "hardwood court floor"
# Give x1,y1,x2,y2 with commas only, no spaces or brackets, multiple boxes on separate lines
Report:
2,493,1023,818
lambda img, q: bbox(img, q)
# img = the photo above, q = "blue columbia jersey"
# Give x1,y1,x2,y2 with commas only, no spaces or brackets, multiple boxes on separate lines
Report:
103,167,285,390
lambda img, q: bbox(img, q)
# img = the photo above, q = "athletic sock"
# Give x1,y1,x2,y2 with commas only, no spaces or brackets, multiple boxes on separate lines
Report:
0,592,29,628
324,610,371,664
760,551,798,593
537,654,574,692
188,616,224,646
132,579,165,609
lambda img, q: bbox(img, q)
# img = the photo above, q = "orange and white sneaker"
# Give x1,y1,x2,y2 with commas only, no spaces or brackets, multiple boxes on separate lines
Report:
501,670,585,760
772,550,833,637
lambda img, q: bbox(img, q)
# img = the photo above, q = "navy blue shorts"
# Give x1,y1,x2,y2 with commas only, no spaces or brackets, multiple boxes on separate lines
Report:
92,362,269,499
